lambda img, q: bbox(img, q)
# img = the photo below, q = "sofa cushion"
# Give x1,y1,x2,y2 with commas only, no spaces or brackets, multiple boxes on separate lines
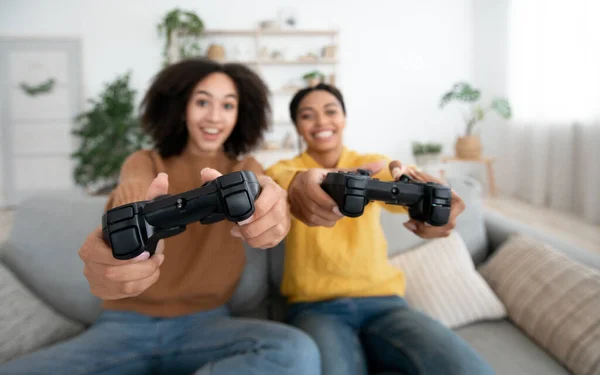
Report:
456,320,571,375
1,191,270,323
0,261,84,364
0,191,105,325
389,232,506,329
381,175,489,264
479,234,600,375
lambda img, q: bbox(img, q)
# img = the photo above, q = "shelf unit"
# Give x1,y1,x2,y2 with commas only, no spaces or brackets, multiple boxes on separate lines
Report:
171,28,340,168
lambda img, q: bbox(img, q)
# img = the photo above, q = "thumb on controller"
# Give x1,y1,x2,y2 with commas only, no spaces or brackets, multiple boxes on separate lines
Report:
145,173,169,201
201,168,223,184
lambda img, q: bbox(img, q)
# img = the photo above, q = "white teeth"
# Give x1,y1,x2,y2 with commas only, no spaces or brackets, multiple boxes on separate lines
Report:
314,130,333,139
203,128,220,135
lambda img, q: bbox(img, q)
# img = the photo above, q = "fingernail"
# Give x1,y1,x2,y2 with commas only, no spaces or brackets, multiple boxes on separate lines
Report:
137,251,150,261
404,222,417,231
392,167,402,178
332,206,343,217
238,215,254,226
230,227,242,238
424,223,432,227
200,168,209,174
157,254,165,265
158,172,168,181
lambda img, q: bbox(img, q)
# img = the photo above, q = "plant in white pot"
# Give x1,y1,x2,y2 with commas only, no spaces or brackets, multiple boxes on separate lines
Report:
440,82,511,159
412,142,443,166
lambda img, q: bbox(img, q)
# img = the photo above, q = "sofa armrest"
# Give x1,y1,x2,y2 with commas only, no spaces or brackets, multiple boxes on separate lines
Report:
483,208,600,271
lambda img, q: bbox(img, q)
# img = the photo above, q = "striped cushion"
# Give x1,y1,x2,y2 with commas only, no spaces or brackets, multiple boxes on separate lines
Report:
479,234,600,375
388,232,506,329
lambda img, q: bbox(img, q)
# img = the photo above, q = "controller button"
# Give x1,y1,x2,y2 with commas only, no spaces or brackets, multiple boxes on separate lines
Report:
107,206,134,224
110,227,141,257
346,178,367,189
391,187,399,195
430,206,451,226
357,169,372,176
434,188,452,199
219,173,244,188
344,195,365,215
225,191,252,218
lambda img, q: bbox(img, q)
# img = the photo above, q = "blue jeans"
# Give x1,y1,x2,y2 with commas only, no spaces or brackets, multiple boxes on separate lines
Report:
1,306,319,375
287,296,494,375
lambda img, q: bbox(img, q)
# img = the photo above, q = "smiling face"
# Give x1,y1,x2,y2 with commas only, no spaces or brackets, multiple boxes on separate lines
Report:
184,72,239,155
295,90,346,153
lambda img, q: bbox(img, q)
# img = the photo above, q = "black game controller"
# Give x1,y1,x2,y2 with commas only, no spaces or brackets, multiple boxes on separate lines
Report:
321,169,452,226
102,170,261,260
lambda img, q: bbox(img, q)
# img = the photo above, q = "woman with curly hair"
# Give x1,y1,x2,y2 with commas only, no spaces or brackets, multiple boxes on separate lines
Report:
0,59,319,375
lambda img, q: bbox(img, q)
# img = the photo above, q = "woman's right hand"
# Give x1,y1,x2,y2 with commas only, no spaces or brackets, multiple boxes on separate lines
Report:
78,173,169,300
287,160,387,227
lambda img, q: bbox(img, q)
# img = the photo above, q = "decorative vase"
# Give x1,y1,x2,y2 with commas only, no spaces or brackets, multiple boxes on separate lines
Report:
455,135,482,159
207,44,225,61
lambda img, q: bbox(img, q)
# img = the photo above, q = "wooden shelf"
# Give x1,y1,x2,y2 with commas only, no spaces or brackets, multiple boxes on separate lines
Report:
220,59,338,65
195,29,338,37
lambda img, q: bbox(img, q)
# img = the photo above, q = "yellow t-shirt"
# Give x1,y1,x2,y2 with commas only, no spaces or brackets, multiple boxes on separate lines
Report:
265,147,408,304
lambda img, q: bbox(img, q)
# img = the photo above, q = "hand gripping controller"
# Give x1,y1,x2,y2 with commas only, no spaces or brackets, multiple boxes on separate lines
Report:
321,169,452,226
102,171,261,260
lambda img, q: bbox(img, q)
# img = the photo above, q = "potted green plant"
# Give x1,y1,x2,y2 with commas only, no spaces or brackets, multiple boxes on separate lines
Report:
302,70,325,87
412,142,443,166
157,8,204,66
439,82,511,159
71,72,150,195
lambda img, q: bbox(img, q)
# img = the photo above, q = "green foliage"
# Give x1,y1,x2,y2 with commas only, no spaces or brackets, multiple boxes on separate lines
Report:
412,142,443,156
158,8,204,66
71,72,150,192
303,70,325,81
439,82,512,135
20,78,55,96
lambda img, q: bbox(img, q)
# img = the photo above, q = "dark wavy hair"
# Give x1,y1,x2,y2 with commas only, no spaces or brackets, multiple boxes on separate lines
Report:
140,58,271,158
289,83,346,125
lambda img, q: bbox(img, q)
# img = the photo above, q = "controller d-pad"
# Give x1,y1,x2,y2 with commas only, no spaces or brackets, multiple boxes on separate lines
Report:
225,191,252,218
219,173,244,188
110,227,141,257
344,195,365,215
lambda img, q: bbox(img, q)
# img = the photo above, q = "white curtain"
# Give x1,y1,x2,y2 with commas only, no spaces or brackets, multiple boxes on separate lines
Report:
495,0,600,225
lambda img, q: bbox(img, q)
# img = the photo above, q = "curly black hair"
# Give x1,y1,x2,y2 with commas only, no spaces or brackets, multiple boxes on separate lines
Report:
289,83,346,125
140,58,271,158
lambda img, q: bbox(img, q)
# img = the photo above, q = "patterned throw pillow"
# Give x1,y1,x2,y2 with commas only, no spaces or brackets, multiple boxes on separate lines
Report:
389,231,506,329
479,234,600,375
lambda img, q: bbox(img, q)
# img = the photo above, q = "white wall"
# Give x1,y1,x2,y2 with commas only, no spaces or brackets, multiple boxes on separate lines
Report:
0,0,474,166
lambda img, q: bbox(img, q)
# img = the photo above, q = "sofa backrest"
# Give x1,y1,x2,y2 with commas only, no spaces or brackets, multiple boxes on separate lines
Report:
0,190,270,325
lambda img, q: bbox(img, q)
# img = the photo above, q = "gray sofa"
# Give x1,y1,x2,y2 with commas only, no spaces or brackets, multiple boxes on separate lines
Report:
1,176,598,374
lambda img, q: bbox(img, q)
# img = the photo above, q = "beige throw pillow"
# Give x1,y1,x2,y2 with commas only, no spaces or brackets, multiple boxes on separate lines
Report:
479,234,600,375
389,232,506,329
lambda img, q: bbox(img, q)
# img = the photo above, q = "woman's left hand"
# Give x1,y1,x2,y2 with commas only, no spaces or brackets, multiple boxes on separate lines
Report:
201,168,290,249
388,161,466,239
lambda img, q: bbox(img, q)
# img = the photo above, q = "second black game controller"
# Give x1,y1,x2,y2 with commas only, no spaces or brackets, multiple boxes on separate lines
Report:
102,170,261,260
321,169,452,226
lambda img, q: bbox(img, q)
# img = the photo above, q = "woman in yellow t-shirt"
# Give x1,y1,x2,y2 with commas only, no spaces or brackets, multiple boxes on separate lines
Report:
266,83,493,375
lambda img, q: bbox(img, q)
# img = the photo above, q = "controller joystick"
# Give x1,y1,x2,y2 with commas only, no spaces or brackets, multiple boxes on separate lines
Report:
102,170,261,260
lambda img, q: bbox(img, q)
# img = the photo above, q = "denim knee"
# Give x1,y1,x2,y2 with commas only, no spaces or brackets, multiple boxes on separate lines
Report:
274,326,320,375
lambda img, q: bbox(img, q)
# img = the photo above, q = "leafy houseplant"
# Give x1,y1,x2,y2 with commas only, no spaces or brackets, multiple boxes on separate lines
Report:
71,72,150,194
303,70,325,87
440,82,511,159
157,8,204,66
412,142,443,166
